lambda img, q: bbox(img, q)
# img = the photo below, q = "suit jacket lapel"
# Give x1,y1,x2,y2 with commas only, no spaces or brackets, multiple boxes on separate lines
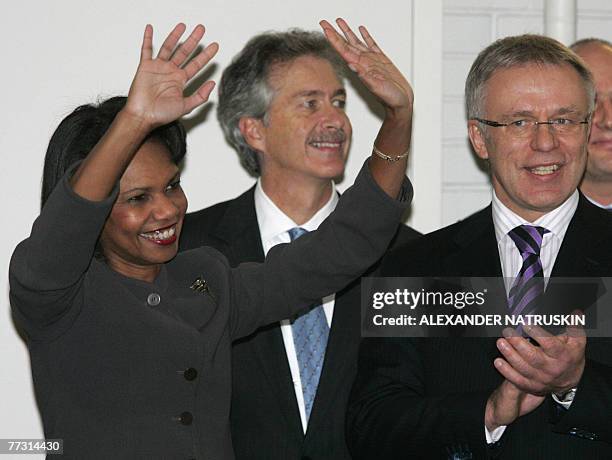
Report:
448,206,503,277
551,195,609,278
218,188,304,437
246,323,304,436
447,207,506,357
209,187,265,265
305,282,360,439
541,196,611,323
308,225,422,439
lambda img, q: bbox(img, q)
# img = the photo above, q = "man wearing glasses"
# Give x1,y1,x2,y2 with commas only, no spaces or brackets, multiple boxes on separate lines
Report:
571,38,612,210
347,35,612,459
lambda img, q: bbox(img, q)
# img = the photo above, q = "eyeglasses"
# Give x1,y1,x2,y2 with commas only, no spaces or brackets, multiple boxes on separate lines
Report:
472,116,591,138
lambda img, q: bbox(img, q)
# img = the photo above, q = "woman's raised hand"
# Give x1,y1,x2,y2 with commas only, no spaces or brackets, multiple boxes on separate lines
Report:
125,23,219,128
320,19,413,199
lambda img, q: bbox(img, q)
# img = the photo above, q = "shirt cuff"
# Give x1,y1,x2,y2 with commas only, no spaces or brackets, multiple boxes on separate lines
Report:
485,424,507,444
551,390,576,410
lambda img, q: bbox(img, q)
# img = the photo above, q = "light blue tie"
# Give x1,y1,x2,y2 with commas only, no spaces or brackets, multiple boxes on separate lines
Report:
288,227,330,423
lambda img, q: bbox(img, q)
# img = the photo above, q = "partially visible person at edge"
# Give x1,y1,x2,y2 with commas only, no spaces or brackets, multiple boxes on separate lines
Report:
180,21,420,460
571,38,612,210
9,19,414,460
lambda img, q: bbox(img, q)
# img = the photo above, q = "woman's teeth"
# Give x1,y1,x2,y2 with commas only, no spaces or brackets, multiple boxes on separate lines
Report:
140,226,176,241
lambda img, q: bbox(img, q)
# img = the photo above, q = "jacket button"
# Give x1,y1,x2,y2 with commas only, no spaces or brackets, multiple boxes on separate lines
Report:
179,411,193,425
184,368,198,381
147,293,161,306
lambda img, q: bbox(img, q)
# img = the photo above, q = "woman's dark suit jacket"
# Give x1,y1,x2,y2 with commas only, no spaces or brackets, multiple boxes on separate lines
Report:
9,162,410,459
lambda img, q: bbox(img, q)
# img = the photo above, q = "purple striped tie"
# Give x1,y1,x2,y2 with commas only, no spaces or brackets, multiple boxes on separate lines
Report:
507,225,550,316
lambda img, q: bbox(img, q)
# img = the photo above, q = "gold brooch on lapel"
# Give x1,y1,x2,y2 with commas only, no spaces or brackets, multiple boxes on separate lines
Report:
190,276,215,301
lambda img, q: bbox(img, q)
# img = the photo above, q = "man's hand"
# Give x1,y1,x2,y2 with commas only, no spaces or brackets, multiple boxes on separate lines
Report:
319,18,413,119
494,321,586,395
485,380,545,431
125,23,219,129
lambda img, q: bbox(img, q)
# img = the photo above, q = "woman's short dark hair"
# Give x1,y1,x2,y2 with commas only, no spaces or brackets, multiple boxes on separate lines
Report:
41,96,186,208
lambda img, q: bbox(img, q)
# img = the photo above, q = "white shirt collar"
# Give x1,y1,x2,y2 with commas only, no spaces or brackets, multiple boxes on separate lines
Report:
254,179,339,255
584,194,612,210
491,189,579,246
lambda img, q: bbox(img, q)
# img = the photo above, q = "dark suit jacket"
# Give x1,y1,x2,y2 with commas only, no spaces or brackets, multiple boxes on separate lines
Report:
347,196,612,459
180,186,421,459
11,163,409,460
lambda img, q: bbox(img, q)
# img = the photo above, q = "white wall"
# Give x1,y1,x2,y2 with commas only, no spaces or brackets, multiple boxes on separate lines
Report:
0,0,415,449
577,0,612,41
441,0,546,226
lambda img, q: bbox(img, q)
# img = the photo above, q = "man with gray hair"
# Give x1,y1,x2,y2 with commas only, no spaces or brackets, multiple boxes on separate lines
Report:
571,38,612,210
347,34,612,459
180,26,419,459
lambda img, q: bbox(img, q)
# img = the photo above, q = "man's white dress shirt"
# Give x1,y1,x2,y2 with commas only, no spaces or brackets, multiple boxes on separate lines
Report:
486,190,579,442
585,194,612,210
254,179,339,433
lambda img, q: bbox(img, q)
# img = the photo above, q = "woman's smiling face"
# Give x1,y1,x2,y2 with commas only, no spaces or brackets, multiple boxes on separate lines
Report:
100,139,187,282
